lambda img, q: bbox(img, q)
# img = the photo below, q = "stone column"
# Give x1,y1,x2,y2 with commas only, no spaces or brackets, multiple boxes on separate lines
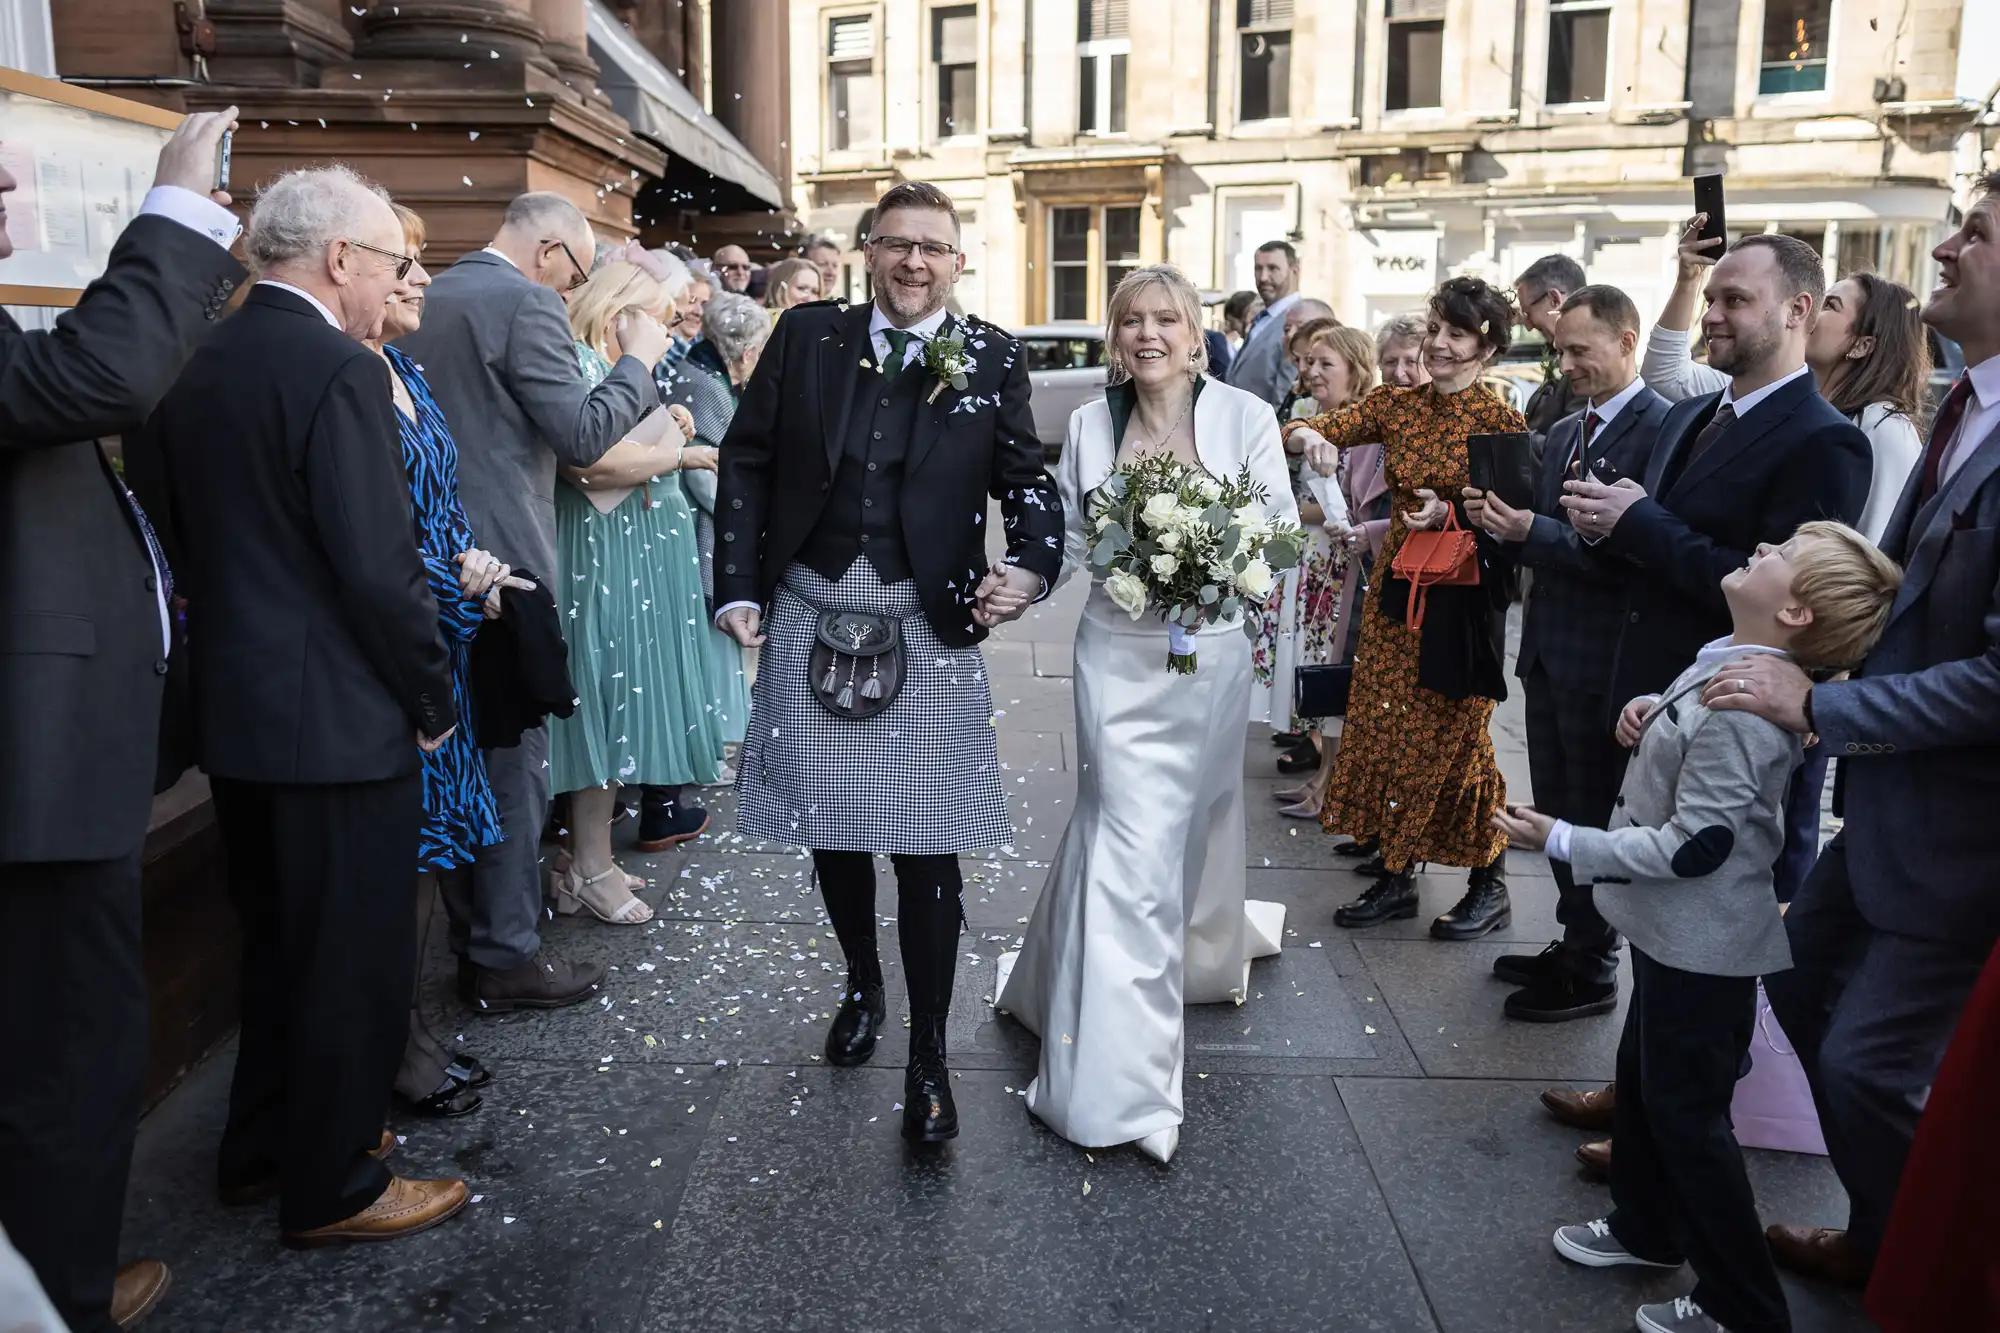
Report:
532,0,605,102
351,0,558,85
708,0,789,193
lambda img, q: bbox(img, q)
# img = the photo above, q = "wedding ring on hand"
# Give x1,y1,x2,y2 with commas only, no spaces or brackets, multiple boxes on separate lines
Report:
1736,679,1750,695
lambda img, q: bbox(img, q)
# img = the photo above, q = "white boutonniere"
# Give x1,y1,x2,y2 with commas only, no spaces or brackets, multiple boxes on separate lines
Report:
920,332,974,404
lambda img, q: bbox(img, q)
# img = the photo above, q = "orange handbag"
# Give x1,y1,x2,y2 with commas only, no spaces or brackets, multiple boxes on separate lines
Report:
1389,503,1479,630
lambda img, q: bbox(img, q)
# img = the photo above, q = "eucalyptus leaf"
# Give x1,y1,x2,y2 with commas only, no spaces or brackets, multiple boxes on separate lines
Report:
1090,537,1120,566
1199,585,1219,605
1264,538,1300,568
1220,596,1241,619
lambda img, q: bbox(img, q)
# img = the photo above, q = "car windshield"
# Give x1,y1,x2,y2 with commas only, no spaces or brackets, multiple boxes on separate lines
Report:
1020,337,1105,371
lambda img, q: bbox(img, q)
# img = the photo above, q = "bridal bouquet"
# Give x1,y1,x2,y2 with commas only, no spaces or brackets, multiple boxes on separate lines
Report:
1086,454,1303,674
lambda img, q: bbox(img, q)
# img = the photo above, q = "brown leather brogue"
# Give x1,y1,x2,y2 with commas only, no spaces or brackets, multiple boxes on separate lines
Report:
282,1176,469,1249
1766,1224,1871,1289
1576,1138,1612,1182
1540,1081,1617,1131
111,1259,171,1328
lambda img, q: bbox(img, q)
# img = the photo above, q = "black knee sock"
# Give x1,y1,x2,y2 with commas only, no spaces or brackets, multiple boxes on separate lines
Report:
892,854,963,1018
813,850,882,991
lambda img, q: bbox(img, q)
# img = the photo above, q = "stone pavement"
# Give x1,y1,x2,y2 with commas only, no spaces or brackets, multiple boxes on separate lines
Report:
124,572,1877,1333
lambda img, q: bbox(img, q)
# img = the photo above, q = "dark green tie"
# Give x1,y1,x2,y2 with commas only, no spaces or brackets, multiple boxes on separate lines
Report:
882,328,915,382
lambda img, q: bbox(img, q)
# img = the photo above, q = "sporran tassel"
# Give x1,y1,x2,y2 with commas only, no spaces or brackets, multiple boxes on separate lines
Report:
820,662,840,694
860,660,883,701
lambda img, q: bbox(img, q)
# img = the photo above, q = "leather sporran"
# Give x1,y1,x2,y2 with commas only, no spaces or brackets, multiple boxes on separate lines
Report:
810,610,905,720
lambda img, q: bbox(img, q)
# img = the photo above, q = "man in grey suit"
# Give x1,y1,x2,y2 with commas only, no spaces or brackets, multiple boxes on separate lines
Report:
1223,240,1302,408
1707,170,2000,1290
1,108,242,1332
397,192,667,1011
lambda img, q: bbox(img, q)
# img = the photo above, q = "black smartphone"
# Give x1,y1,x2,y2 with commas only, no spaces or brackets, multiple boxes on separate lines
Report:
1586,456,1627,487
214,129,232,194
1692,174,1726,252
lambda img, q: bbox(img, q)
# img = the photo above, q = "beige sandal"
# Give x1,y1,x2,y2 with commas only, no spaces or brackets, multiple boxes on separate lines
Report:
554,865,654,926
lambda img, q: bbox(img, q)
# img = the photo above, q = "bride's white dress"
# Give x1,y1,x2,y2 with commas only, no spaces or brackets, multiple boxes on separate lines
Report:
994,379,1295,1153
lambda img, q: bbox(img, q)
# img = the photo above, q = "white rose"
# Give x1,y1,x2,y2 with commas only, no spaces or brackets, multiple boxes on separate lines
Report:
1237,558,1276,601
1151,552,1180,579
1091,511,1111,535
1156,528,1181,552
1195,476,1224,501
1140,492,1181,531
1230,504,1268,538
1104,568,1149,620
1176,503,1208,531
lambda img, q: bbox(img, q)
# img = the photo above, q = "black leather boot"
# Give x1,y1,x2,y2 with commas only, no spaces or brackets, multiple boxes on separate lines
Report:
902,1013,959,1144
1333,870,1418,928
824,971,887,1067
1432,859,1513,940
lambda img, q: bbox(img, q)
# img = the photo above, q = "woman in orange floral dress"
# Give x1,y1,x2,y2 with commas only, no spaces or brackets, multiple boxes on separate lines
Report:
1284,277,1524,939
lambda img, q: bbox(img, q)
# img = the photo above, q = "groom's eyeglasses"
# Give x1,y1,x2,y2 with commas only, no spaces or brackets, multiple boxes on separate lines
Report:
868,235,959,262
344,238,414,280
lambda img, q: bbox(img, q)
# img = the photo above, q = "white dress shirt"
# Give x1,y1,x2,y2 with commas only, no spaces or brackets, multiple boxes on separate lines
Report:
1544,639,1791,861
1244,291,1299,342
1940,353,2000,491
868,302,951,370
254,279,342,329
481,244,521,272
1719,363,1810,418
127,186,242,655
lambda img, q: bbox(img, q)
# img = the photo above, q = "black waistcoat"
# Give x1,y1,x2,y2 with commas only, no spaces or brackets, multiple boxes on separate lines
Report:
798,353,924,584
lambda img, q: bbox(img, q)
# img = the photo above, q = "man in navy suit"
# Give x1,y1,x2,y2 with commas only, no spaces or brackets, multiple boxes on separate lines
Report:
1706,173,2000,1291
1466,284,1672,1022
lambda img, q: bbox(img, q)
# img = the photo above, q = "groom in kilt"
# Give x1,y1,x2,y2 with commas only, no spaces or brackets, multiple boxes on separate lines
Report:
715,181,1064,1142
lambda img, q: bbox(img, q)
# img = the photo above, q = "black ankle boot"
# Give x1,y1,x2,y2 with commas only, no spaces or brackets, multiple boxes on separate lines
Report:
1333,835,1381,860
1333,870,1418,928
1432,859,1513,940
825,971,887,1066
902,1013,959,1144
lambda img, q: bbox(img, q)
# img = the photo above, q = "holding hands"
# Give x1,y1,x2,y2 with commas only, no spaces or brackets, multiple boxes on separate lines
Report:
1461,486,1533,542
972,559,1040,628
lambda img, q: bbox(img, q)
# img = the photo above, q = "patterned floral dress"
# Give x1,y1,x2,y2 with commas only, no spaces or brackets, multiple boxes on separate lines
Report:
1285,382,1523,872
383,346,503,871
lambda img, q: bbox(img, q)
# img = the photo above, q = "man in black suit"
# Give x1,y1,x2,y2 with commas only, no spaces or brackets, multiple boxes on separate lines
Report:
1515,253,1587,458
1466,284,1672,1022
136,166,468,1247
1560,234,1871,711
1704,173,2000,1290
0,108,241,1332
715,181,1063,1143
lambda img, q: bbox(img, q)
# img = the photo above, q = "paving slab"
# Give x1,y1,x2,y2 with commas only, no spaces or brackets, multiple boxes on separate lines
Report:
644,1067,1439,1333
123,1053,723,1333
1337,1077,1874,1333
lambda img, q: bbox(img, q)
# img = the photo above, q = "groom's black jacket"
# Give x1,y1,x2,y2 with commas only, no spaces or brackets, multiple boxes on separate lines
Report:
716,298,1064,647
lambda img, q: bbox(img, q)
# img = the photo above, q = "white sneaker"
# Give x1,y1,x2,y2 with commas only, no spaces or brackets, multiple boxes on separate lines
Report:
1636,1295,1727,1333
1552,1218,1683,1269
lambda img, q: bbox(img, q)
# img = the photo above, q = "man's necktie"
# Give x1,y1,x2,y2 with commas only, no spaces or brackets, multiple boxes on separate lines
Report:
1683,401,1736,469
882,329,916,383
1918,375,1974,504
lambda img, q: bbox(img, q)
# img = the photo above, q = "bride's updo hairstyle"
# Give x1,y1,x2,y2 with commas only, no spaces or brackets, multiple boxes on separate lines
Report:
1103,264,1210,386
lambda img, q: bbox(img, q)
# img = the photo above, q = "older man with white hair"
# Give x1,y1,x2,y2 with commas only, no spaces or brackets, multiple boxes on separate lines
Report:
134,165,470,1247
399,191,665,1014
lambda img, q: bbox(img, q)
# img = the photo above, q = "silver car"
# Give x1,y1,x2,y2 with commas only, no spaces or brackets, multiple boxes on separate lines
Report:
1012,323,1107,454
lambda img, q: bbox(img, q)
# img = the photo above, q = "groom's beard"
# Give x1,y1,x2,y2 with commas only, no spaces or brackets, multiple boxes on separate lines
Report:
876,269,949,325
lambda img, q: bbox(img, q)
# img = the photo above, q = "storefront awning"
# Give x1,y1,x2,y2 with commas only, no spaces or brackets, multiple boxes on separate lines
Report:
585,0,785,210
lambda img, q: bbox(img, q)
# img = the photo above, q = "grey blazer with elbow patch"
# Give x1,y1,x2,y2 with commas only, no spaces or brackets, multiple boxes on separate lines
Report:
1568,659,1801,978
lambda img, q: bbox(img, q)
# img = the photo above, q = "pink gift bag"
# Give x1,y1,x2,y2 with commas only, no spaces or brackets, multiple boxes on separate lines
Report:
1731,982,1829,1155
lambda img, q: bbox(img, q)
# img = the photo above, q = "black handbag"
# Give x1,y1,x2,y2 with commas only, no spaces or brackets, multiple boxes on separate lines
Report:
1293,663,1352,720
810,609,906,720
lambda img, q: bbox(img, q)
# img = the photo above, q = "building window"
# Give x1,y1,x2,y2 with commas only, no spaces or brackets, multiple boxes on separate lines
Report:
1237,0,1292,123
827,15,880,152
1078,0,1130,135
1385,0,1445,112
932,6,978,139
1759,0,1831,95
1046,203,1144,322
1546,0,1609,105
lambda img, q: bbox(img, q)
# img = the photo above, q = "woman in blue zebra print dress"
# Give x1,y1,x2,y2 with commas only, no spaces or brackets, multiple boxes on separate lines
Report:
369,204,514,1117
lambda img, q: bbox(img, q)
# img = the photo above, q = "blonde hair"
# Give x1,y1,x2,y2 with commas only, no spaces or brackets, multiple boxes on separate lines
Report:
1103,264,1208,385
763,257,820,311
1300,323,1379,410
390,202,427,253
1785,521,1903,673
567,260,669,361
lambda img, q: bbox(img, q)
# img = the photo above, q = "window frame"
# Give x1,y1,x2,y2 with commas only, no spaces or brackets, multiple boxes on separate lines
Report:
1755,0,1835,100
1543,0,1612,110
1235,20,1293,125
929,4,981,143
1383,8,1446,115
1041,201,1147,324
1078,37,1132,137
824,11,883,156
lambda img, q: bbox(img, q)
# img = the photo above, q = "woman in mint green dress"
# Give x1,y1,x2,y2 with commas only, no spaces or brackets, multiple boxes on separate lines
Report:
548,259,724,926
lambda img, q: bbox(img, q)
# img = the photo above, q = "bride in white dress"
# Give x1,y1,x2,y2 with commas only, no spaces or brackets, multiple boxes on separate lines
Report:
994,265,1297,1163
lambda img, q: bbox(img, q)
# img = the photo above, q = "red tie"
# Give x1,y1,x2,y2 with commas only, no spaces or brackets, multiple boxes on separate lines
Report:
1920,376,1975,503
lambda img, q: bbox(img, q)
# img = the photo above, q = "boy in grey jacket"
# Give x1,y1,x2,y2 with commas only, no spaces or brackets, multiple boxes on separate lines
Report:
1495,521,1901,1333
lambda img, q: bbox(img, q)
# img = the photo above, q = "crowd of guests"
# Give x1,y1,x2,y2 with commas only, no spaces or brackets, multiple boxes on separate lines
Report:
2,103,1997,1333
1209,192,2000,1332
0,107,763,1329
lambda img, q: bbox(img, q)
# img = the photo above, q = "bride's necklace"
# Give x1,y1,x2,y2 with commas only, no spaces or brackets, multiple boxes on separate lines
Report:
1131,390,1194,458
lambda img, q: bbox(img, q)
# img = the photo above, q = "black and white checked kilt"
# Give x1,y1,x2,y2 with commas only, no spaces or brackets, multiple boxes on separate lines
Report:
734,560,1014,855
